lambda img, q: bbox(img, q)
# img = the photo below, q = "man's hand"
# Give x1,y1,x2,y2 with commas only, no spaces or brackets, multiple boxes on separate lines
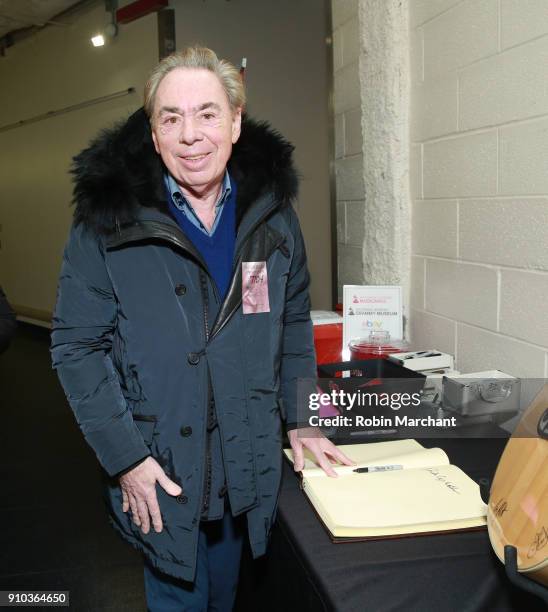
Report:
119,456,182,534
288,428,355,477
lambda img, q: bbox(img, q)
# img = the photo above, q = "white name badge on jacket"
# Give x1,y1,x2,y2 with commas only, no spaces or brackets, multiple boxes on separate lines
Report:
242,261,270,314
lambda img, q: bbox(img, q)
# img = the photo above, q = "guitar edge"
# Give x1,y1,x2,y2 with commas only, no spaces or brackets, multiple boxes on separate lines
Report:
487,385,548,589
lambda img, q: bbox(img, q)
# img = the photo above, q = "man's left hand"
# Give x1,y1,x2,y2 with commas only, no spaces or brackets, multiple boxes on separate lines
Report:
288,427,355,477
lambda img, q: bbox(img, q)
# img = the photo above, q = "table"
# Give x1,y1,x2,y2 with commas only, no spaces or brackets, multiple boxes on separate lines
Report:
235,432,546,612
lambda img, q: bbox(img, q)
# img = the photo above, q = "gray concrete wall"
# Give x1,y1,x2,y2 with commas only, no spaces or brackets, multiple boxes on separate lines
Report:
0,3,158,322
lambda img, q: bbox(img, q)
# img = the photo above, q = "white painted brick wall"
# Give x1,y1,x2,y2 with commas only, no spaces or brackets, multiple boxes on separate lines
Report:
425,259,498,330
333,27,343,72
500,118,548,195
412,74,458,141
341,16,360,64
501,0,548,50
336,201,345,244
410,308,456,355
410,27,424,82
500,270,548,346
410,144,422,199
332,0,358,29
410,0,548,375
410,0,463,29
335,154,364,201
459,37,548,130
345,200,365,246
410,256,425,309
423,0,498,80
459,198,548,270
344,107,362,155
412,199,458,257
334,113,344,159
334,61,360,114
338,244,364,289
423,131,497,198
457,324,546,377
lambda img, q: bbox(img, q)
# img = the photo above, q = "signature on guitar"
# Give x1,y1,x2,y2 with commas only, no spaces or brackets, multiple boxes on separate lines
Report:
527,525,548,559
493,498,508,518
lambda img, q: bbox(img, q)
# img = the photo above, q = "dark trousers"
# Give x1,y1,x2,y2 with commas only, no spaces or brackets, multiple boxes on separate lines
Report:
143,510,244,611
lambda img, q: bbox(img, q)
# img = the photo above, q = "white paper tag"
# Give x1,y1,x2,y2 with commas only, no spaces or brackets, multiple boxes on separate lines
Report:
242,261,270,314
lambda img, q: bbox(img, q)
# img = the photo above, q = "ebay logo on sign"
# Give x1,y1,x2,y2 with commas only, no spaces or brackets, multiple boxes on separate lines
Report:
362,320,384,329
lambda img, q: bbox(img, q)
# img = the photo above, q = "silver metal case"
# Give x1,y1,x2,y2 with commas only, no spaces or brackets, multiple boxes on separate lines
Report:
442,371,520,420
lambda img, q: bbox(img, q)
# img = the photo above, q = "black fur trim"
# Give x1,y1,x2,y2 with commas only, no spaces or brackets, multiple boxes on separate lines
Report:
71,108,299,235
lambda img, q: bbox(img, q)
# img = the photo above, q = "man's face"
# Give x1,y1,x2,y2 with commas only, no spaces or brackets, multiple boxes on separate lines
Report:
151,68,242,196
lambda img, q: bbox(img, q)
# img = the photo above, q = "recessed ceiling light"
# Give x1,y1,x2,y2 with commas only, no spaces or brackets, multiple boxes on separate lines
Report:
91,34,105,47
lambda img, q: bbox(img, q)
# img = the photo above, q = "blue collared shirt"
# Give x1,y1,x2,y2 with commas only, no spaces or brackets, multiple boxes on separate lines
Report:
164,171,232,236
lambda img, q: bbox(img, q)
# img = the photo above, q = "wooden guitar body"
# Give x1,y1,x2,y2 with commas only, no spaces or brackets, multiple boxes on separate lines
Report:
487,384,548,587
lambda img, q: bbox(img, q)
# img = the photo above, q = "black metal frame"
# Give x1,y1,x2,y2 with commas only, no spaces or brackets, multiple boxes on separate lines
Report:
503,545,548,604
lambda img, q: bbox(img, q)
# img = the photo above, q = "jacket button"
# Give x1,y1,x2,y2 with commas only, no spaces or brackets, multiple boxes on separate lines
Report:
180,425,192,437
175,284,186,296
187,352,200,365
218,485,227,498
176,495,188,504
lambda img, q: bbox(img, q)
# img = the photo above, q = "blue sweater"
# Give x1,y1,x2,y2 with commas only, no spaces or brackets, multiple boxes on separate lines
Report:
167,183,237,301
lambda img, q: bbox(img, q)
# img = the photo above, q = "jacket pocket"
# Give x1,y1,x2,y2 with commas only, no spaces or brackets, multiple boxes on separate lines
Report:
132,414,157,446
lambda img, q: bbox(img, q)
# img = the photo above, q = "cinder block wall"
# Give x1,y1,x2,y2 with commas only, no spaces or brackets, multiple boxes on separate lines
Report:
409,0,548,377
332,0,365,292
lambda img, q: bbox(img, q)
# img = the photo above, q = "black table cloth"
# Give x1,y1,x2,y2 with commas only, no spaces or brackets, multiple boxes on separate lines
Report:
236,433,546,612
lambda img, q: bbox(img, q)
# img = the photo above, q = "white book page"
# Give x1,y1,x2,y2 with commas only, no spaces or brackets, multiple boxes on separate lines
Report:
284,439,429,474
305,464,487,535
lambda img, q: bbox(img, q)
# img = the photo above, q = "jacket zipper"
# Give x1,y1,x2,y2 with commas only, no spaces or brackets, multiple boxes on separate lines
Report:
199,270,210,342
199,269,214,517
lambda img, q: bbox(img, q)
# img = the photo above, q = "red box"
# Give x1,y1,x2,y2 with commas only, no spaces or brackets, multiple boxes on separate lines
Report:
311,311,343,366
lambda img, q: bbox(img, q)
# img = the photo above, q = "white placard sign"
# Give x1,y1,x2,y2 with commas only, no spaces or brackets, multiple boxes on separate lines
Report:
342,285,403,357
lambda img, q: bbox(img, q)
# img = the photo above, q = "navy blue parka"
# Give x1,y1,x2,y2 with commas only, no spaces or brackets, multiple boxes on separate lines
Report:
50,109,316,581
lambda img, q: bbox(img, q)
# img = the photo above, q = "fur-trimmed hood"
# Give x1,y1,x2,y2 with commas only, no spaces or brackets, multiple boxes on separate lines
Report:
71,108,299,235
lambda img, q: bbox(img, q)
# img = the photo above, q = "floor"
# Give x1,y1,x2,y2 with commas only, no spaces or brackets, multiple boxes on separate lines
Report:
0,323,272,611
0,323,149,611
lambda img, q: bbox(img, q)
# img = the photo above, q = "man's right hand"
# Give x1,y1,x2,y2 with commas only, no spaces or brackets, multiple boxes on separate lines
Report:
119,456,182,534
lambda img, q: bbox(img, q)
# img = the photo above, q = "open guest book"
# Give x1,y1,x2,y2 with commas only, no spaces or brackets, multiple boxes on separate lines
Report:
284,439,487,541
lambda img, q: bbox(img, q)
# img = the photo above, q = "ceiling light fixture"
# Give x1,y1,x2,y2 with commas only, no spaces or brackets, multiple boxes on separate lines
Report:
91,34,105,47
90,0,118,48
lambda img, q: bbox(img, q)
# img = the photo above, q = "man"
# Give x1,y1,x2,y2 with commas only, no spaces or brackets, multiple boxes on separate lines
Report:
51,47,352,611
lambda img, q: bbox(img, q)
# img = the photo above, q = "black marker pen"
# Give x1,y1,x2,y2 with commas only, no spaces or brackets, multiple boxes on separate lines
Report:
353,464,404,473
